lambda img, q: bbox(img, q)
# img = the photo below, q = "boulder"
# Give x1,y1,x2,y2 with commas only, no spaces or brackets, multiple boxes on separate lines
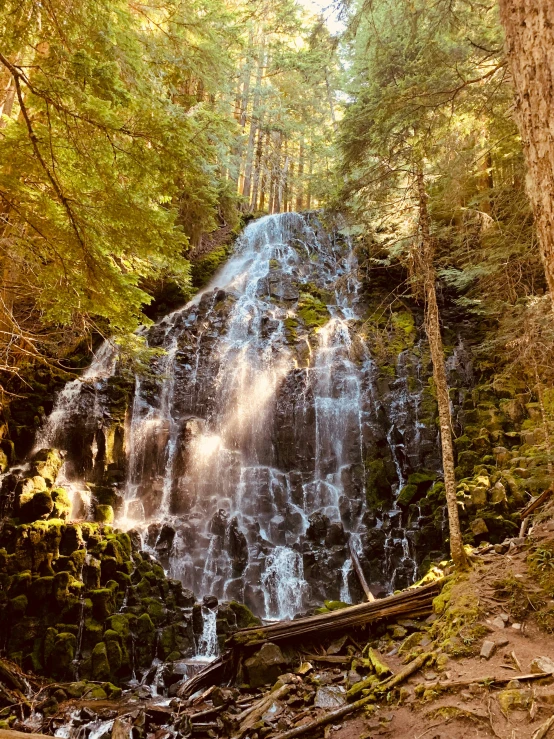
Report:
471,517,489,536
94,505,114,524
244,642,287,687
531,656,554,675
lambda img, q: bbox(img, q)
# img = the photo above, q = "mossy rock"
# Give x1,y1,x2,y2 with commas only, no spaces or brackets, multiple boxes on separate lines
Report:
406,470,437,487
497,689,531,712
86,686,108,700
90,588,116,621
94,505,114,524
51,488,71,520
105,638,122,676
397,484,418,507
191,244,230,288
229,601,262,629
456,451,480,477
66,681,89,699
31,449,63,485
297,292,330,329
142,597,165,625
323,600,349,611
9,594,28,617
101,682,122,700
20,491,54,523
365,458,395,509
105,613,131,639
83,617,104,649
91,642,110,681
48,632,77,679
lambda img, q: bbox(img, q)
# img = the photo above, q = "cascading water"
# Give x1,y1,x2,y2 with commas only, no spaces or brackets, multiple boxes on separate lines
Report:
33,212,446,622
115,213,375,617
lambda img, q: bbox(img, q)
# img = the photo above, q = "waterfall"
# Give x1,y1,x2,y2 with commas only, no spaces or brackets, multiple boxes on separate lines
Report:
32,212,444,619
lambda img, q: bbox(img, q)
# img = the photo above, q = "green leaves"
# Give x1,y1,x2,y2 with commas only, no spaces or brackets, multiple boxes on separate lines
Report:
0,0,238,370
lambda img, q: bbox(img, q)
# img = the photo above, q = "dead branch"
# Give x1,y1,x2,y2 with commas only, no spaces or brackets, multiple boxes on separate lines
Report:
271,652,433,739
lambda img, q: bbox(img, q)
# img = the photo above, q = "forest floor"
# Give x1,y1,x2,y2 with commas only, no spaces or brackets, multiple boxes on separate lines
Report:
321,512,554,739
3,511,554,739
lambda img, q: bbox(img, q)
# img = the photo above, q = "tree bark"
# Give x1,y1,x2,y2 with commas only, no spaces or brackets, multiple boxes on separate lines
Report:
498,0,554,309
242,41,265,205
295,139,304,211
415,171,468,570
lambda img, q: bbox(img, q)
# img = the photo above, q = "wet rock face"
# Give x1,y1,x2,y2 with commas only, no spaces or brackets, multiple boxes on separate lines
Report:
29,213,461,618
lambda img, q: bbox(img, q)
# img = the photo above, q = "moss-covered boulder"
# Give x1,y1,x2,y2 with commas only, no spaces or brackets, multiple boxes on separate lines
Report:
94,505,114,524
48,632,77,679
51,488,71,519
91,642,110,681
30,448,63,486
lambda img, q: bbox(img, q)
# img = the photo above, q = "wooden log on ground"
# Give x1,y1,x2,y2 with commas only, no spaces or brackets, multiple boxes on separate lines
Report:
520,488,553,520
425,671,551,692
177,651,234,700
233,684,292,738
301,655,351,664
271,652,433,739
0,732,48,739
228,580,442,647
349,541,374,602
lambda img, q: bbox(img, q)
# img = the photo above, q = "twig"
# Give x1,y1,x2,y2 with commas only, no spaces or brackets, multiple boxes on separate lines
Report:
271,652,432,739
532,715,554,739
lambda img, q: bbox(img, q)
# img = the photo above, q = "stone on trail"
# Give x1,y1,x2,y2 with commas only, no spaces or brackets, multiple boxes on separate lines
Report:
480,640,497,659
531,656,554,675
314,685,346,709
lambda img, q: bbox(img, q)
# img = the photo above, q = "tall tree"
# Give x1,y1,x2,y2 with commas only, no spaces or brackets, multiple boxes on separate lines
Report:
498,0,554,309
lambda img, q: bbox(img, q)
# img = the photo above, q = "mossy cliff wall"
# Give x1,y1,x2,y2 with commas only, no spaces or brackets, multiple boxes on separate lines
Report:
0,518,199,684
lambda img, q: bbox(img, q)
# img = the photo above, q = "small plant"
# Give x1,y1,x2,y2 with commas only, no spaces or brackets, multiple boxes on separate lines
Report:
529,546,554,572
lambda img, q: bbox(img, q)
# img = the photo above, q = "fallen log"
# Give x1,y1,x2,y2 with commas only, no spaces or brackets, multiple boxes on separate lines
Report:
425,671,551,692
349,541,375,602
0,732,48,739
233,683,292,738
520,488,553,520
177,651,235,700
301,655,351,664
228,580,442,647
271,652,433,739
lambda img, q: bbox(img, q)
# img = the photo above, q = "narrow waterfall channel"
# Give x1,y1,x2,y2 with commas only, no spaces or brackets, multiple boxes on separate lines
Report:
34,212,441,629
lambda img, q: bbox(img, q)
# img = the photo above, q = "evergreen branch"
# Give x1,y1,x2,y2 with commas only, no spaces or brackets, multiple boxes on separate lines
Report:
0,53,89,264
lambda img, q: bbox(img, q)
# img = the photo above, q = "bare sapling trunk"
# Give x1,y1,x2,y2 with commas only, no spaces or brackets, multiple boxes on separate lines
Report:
498,0,554,310
415,171,468,570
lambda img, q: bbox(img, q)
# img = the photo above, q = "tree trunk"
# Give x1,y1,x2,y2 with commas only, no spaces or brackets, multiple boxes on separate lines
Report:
259,130,271,212
415,171,468,570
295,139,304,211
242,41,265,205
250,124,264,211
498,0,554,309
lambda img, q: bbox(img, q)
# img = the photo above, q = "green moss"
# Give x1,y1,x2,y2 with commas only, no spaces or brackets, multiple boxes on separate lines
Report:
101,682,122,700
297,292,330,329
365,458,394,509
48,632,77,678
283,317,299,344
91,641,110,681
407,471,437,486
94,505,114,524
229,601,262,628
397,484,418,507
323,600,349,611
51,488,71,520
191,244,230,288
